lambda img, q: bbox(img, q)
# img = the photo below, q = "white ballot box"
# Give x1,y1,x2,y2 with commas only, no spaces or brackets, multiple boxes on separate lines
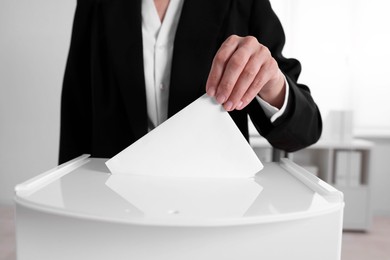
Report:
14,155,344,260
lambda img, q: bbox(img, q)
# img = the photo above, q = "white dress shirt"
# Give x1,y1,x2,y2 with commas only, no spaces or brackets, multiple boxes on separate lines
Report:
141,0,288,129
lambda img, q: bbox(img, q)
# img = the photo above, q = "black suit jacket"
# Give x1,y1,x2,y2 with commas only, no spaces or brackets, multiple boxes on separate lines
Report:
59,0,322,164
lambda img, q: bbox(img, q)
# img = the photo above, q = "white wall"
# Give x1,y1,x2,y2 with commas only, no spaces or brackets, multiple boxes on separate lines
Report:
272,0,390,135
0,0,75,203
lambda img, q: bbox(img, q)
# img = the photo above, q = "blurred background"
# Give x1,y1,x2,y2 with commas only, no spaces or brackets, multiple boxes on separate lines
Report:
1,0,389,259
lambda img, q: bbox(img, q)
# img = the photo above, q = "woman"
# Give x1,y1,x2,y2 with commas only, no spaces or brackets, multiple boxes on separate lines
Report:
59,0,322,164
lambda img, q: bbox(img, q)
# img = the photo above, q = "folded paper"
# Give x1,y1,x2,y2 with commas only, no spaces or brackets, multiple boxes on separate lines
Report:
105,94,263,178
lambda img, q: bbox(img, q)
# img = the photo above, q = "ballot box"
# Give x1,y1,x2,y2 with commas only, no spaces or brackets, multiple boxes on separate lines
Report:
14,155,344,260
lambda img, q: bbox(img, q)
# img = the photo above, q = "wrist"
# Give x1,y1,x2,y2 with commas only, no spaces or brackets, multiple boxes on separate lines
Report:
258,71,286,109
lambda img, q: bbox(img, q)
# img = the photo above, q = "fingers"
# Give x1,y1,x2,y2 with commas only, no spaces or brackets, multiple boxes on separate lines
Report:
228,49,264,110
206,35,280,111
206,35,240,97
238,54,278,110
214,42,254,110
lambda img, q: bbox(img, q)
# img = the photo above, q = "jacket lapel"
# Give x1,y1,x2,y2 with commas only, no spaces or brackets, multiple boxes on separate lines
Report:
104,0,148,139
103,0,231,133
168,0,231,116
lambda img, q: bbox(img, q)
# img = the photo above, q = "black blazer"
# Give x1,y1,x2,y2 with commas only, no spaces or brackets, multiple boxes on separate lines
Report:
59,0,322,164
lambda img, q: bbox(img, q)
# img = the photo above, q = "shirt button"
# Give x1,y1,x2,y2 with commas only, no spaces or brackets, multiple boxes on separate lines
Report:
159,83,165,90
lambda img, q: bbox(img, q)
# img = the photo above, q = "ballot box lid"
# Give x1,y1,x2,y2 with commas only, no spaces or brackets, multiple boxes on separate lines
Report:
14,155,344,227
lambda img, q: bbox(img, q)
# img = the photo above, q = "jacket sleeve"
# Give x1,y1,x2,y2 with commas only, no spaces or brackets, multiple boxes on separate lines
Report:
59,0,94,164
247,0,322,152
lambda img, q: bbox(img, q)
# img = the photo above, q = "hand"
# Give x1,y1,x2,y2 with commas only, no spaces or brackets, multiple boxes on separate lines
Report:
206,35,286,111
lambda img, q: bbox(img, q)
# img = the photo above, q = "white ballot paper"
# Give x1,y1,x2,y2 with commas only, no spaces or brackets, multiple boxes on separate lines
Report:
105,94,263,178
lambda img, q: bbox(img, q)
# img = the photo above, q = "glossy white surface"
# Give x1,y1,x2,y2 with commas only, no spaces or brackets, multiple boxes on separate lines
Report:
15,157,343,226
14,157,344,260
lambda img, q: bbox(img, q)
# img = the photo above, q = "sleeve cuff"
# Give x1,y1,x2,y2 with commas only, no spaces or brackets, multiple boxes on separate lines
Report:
255,77,290,123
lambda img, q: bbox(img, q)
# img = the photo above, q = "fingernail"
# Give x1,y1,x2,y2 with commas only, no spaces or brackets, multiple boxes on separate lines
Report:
216,94,226,104
207,87,216,97
236,101,244,110
225,101,233,111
